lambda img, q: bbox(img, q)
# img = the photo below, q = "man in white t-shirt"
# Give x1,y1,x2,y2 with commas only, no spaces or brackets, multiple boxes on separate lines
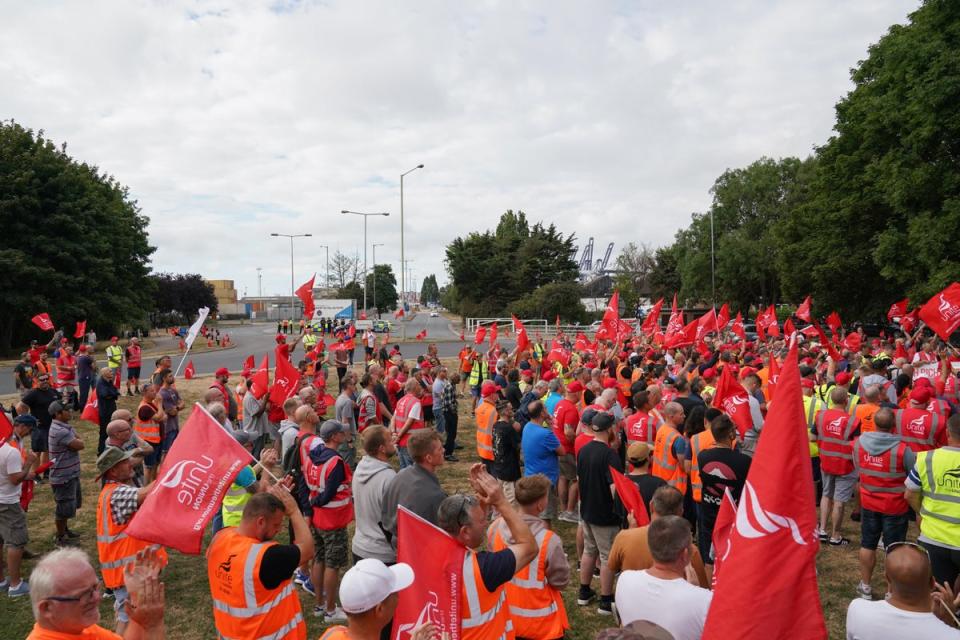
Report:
0,416,39,597
846,541,959,639
615,515,712,639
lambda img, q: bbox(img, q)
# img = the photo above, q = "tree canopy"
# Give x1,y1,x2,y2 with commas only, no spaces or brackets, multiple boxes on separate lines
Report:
419,274,440,305
150,273,218,325
366,264,398,313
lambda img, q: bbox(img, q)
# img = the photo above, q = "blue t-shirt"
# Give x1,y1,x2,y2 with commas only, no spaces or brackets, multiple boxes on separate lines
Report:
521,421,561,485
544,392,562,416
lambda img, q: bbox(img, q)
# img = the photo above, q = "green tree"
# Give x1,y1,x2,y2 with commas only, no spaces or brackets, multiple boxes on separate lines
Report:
612,243,656,310
337,281,364,305
509,282,588,324
0,121,155,352
150,273,218,326
648,245,682,303
419,274,440,304
366,264,398,314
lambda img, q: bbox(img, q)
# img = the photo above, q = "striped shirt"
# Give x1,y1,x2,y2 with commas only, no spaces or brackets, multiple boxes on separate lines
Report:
48,419,81,484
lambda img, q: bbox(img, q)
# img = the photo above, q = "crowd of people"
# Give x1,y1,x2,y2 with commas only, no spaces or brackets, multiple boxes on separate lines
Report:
4,315,960,639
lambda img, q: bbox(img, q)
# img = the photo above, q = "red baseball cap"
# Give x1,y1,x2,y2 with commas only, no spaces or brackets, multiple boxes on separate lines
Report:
602,378,618,389
215,367,230,377
702,367,717,380
909,387,932,404
835,372,852,386
566,381,584,393
480,381,500,397
800,378,815,390
542,371,557,382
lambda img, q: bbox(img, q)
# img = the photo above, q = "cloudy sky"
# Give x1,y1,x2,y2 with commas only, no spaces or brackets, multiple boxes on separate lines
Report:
3,0,918,300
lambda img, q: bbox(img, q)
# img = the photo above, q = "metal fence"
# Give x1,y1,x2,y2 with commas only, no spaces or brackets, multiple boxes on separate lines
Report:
465,317,597,338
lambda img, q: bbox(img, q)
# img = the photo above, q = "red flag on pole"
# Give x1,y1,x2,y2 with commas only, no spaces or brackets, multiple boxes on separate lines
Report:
756,319,766,343
243,354,255,371
415,330,427,340
712,364,753,438
665,294,683,340
512,316,530,353
702,340,826,640
80,390,99,423
547,347,571,369
394,308,405,319
710,489,738,589
783,318,796,337
731,312,745,340
574,332,590,352
183,360,196,380
641,298,664,335
474,326,487,345
767,355,780,399
392,507,465,640
295,275,316,319
919,283,960,340
795,296,812,323
125,405,252,554
826,311,843,336
665,317,698,348
601,291,621,340
489,323,498,347
0,411,13,447
812,322,843,361
269,353,301,407
887,298,909,322
610,466,650,526
695,309,718,343
74,320,87,339
31,313,54,331
459,331,465,341
555,315,561,332
843,332,862,352
716,303,730,331
900,308,919,333
764,304,780,337
250,355,270,400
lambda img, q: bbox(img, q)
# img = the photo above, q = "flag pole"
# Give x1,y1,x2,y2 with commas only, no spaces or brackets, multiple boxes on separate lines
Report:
173,344,194,378
192,402,286,486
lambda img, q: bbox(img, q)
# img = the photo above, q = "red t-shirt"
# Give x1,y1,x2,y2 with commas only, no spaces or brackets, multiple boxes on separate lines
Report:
28,347,44,365
387,378,402,407
553,398,579,455
56,354,76,382
574,432,594,458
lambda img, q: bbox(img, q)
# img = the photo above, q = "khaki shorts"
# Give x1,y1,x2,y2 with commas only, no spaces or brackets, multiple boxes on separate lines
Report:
312,526,349,569
559,453,577,482
0,503,28,548
499,480,517,506
538,484,559,521
582,521,620,563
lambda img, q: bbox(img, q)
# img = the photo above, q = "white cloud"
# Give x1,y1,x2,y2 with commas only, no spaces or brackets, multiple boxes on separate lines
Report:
1,0,918,298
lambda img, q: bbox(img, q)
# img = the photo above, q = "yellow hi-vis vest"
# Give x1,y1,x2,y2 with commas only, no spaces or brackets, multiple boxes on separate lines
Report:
221,466,254,527
106,345,123,368
916,447,960,548
803,395,826,458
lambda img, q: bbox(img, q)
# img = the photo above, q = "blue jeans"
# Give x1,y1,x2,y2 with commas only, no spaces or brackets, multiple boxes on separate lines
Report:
860,508,908,550
435,410,446,436
398,446,413,469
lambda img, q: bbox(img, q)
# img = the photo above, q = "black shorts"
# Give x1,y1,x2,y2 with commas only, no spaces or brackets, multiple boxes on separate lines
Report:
52,477,82,520
127,366,141,381
31,426,49,453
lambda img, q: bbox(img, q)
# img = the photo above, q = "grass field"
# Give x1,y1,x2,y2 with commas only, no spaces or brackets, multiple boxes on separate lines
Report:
0,363,908,639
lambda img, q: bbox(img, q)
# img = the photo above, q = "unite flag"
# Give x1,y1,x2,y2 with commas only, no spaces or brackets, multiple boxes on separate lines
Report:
31,313,54,331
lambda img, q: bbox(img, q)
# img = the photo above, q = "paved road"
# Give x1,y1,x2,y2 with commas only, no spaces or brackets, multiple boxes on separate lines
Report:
0,313,474,395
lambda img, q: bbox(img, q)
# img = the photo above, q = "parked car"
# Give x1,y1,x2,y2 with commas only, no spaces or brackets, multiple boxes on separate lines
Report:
429,311,439,317
372,320,392,333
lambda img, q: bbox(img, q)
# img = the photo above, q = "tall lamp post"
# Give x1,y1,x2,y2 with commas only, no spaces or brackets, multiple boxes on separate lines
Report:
372,243,384,318
318,244,330,290
341,210,389,314
400,164,424,316
270,233,312,320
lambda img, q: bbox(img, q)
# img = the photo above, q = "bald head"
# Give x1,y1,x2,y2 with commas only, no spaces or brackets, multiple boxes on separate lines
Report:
862,385,881,403
203,388,224,405
885,544,933,602
830,386,848,407
106,420,133,438
663,402,683,418
111,409,133,423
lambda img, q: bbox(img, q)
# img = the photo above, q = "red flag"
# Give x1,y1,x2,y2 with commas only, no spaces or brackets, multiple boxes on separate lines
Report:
459,331,465,341
764,305,780,337
710,489,738,588
919,283,960,340
547,347,570,369
702,341,826,640
900,308,919,333
641,298,664,335
394,308,405,319
489,323,498,347
348,323,356,339
887,298,909,322
665,317,698,348
295,275,316,319
756,319,766,343
795,296,812,323
512,316,530,353
800,325,819,338
269,352,301,407
415,330,427,340
712,364,753,438
574,332,590,352
601,291,621,339
555,315,561,331
0,411,12,448
812,322,842,361
695,309,718,343
731,312,746,340
783,318,796,337
716,303,730,331
610,466,650,526
184,360,196,380
328,341,348,352
665,294,683,339
250,355,270,400
842,332,862,352
767,355,780,399
80,390,99,422
474,326,487,345
392,507,465,640
826,311,842,335
74,320,87,339
31,313,54,331
125,405,252,554
243,354,255,371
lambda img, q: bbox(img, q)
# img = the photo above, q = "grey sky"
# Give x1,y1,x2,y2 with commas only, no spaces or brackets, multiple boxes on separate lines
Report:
1,0,918,298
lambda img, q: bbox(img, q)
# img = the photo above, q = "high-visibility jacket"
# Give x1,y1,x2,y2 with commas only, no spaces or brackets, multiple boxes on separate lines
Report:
816,383,858,411
690,430,717,502
815,409,860,476
221,466,254,528
915,447,960,548
652,425,687,494
125,345,142,368
616,369,632,399
56,354,76,383
357,389,380,431
468,358,489,387
394,395,424,447
475,400,498,461
894,408,946,453
97,483,167,589
207,528,306,640
302,334,318,351
852,438,910,515
106,345,123,369
134,399,161,444
461,549,514,640
318,627,349,640
309,453,353,531
803,395,826,458
855,403,881,434
487,526,567,640
624,411,660,446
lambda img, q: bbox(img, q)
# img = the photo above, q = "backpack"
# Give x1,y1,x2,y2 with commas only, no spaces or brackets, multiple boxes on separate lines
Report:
282,433,312,515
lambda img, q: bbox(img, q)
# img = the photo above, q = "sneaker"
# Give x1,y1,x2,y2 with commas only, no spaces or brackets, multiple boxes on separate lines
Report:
815,529,828,542
593,566,600,579
64,529,81,539
856,582,872,601
103,588,114,600
8,582,29,598
558,511,580,524
454,444,464,450
324,607,348,622
299,576,317,597
444,455,459,462
312,605,326,618
577,587,596,606
0,580,9,592
597,600,614,616
828,537,851,546
293,568,308,586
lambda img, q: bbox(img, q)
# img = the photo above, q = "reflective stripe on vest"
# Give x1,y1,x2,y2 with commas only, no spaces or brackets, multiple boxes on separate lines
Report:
217,612,305,640
475,402,498,460
918,449,960,546
106,345,123,367
895,410,940,449
317,457,351,510
97,483,167,587
134,400,161,443
461,551,512,639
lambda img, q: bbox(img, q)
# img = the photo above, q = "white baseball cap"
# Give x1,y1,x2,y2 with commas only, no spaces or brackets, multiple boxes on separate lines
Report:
339,559,415,614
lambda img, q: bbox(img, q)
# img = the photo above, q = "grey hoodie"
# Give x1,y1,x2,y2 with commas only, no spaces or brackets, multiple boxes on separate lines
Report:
277,419,300,461
351,455,398,563
858,431,916,471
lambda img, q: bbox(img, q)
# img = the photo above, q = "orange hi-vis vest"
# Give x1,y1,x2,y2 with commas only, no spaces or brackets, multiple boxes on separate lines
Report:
852,438,911,515
134,399,161,444
616,369,632,399
487,525,568,640
690,429,717,502
475,400,498,461
625,411,661,446
318,627,349,639
461,549,514,640
815,409,859,476
206,528,306,640
652,425,688,494
96,483,167,589
894,408,945,453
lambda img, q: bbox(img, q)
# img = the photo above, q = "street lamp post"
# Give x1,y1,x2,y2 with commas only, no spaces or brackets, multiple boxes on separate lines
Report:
270,233,312,320
372,243,384,318
341,211,390,315
318,244,330,290
400,164,424,334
